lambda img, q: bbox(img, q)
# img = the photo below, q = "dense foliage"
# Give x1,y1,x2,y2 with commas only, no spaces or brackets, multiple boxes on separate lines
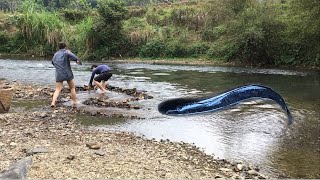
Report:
0,0,319,67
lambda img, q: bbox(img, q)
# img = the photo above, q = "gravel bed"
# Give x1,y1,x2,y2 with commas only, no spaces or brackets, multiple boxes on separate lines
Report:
0,82,268,179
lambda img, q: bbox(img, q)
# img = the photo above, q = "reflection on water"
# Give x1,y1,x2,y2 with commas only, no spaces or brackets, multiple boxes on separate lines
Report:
0,59,319,178
271,110,320,178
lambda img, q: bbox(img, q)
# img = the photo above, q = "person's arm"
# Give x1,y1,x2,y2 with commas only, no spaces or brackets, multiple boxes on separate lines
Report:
66,50,81,64
89,69,98,88
51,53,57,66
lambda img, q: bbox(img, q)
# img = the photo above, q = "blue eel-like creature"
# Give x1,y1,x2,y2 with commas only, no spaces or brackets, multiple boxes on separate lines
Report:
158,84,293,125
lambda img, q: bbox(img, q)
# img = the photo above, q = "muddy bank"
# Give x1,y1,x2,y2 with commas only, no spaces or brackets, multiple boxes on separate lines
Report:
0,82,269,179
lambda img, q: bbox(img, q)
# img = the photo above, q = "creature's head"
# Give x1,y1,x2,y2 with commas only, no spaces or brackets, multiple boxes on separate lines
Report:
158,97,199,115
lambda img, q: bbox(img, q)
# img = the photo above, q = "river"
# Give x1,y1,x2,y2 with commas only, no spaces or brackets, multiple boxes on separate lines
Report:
0,58,319,178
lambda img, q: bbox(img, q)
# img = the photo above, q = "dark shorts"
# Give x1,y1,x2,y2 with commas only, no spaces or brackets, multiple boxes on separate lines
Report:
94,72,112,82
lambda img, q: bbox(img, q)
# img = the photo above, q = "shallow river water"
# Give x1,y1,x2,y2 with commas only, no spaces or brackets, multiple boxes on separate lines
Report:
0,59,319,178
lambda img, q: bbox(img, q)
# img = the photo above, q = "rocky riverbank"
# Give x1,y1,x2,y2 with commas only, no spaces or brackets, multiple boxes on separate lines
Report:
0,82,268,179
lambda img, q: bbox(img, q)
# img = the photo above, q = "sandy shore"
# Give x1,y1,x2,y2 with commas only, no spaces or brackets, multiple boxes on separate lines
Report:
0,82,268,179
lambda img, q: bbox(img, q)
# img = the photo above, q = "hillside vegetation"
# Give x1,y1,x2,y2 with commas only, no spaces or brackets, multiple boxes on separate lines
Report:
0,0,319,67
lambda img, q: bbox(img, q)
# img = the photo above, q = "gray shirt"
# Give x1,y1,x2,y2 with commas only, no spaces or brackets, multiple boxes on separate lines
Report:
52,49,79,82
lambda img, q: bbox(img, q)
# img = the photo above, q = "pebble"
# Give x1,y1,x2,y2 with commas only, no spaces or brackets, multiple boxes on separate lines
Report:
219,168,232,172
26,147,49,156
9,142,17,146
236,163,244,171
67,155,75,160
86,143,101,150
94,150,105,156
248,170,259,175
40,113,48,118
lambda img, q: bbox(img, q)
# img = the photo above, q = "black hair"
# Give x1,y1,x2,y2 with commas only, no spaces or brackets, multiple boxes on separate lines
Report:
58,42,66,49
91,64,98,70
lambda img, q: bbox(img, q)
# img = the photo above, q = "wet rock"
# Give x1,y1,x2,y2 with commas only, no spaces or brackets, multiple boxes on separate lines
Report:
133,106,140,110
90,111,97,116
86,143,101,150
258,174,267,179
83,97,141,110
26,147,48,156
248,170,259,176
215,173,223,178
106,85,153,99
235,163,244,171
40,113,48,118
232,175,243,179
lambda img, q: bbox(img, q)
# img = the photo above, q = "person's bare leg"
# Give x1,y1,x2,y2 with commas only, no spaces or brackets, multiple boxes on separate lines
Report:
101,80,106,91
67,79,77,105
51,81,63,107
94,80,106,93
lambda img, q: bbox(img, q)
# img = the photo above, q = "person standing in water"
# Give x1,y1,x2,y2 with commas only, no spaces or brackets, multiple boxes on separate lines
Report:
88,64,112,93
51,42,82,107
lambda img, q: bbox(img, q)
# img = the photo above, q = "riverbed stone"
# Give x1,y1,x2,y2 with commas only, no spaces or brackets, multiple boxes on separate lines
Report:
40,112,48,118
26,147,48,156
66,155,75,160
248,170,259,176
86,143,101,150
9,142,18,146
94,150,105,156
236,163,244,171
219,168,232,172
0,157,32,180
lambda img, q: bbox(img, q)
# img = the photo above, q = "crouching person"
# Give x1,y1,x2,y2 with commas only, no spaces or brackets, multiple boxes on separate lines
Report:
88,64,112,94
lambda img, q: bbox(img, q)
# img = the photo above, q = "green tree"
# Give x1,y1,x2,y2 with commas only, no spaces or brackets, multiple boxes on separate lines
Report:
283,0,320,66
92,0,127,58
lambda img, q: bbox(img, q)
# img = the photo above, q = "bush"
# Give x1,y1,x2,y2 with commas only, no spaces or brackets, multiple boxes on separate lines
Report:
165,40,188,57
145,7,170,26
280,0,320,67
0,31,25,53
201,25,226,41
205,2,287,65
139,39,165,58
61,9,88,22
207,40,239,61
188,43,209,57
0,31,10,52
127,7,147,18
